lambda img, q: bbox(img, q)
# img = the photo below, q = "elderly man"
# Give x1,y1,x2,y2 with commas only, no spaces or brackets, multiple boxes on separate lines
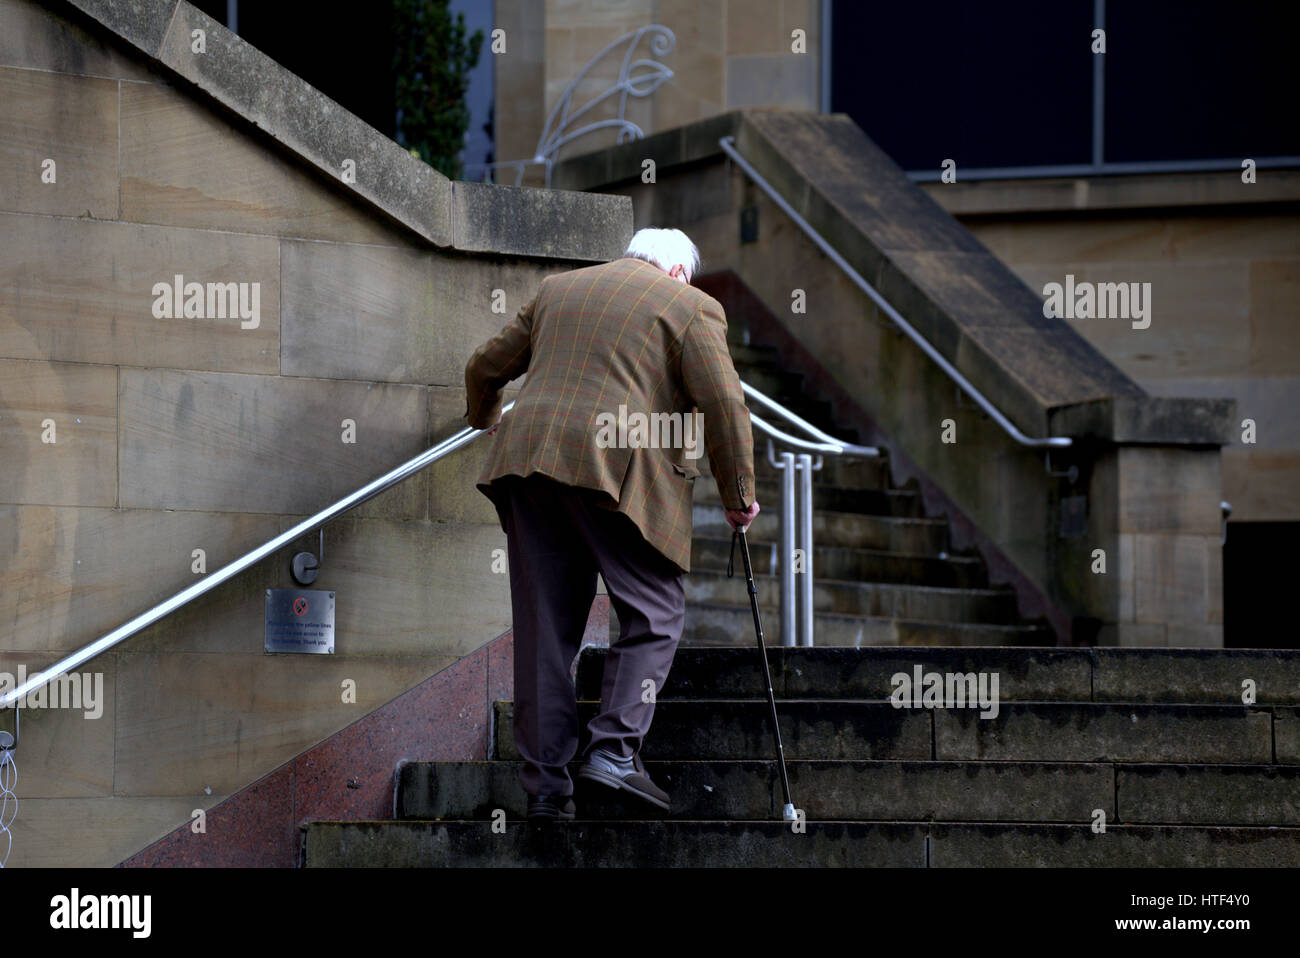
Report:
464,227,759,820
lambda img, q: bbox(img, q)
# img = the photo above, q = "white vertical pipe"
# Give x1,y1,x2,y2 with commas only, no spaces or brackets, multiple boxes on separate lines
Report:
797,453,815,647
780,451,796,647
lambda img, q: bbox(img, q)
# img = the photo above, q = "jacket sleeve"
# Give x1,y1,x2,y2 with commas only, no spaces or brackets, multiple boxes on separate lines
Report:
463,287,538,430
679,297,755,511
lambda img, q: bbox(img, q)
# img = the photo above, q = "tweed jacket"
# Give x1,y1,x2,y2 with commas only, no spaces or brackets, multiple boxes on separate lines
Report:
464,255,755,574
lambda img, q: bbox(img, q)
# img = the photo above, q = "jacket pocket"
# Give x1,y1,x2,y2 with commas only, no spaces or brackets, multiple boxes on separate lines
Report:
672,459,701,480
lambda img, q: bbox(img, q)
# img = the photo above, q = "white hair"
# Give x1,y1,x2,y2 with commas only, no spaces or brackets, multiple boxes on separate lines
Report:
623,227,700,281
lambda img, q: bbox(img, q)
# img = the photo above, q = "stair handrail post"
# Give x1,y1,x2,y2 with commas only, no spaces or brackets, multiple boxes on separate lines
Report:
796,452,816,647
779,449,797,647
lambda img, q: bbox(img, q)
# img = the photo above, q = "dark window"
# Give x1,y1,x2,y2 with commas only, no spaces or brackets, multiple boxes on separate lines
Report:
830,0,1297,173
1224,522,1294,650
831,0,1093,171
1105,0,1300,162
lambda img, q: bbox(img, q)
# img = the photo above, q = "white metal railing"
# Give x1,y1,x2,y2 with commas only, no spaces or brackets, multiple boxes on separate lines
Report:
0,402,515,709
742,380,880,648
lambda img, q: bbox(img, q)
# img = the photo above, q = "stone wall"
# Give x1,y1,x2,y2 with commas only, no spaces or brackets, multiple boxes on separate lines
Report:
922,182,1300,525
0,0,630,866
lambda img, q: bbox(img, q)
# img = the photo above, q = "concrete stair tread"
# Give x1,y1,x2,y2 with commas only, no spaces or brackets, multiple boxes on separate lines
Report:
694,478,921,512
396,759,1299,825
500,697,1282,709
694,479,916,499
492,698,1280,763
696,510,947,527
302,820,1300,867
728,344,781,364
308,818,1300,826
690,536,982,564
574,646,1300,704
681,600,1045,647
686,601,1033,625
400,758,1296,768
692,573,1005,593
685,574,1020,626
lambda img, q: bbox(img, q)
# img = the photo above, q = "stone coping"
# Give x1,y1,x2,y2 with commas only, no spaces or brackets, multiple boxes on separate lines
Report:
554,108,1234,446
62,0,630,261
922,168,1300,217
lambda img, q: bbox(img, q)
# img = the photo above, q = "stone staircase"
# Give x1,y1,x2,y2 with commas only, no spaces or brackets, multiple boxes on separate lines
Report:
619,341,1056,647
299,336,1298,867
301,646,1300,867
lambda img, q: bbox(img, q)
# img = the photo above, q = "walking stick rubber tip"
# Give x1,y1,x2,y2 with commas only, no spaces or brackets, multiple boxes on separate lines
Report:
783,804,799,822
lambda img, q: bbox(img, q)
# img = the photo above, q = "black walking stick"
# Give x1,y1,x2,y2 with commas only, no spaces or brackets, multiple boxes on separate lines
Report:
729,526,799,823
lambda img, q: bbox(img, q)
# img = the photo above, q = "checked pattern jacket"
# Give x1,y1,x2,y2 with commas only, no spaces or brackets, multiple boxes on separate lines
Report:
464,255,755,574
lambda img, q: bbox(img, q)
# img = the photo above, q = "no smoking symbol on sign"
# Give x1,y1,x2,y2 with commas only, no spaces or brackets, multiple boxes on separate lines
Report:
292,596,309,616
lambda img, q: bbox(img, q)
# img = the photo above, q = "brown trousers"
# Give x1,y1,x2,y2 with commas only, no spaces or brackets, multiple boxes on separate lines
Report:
493,473,685,796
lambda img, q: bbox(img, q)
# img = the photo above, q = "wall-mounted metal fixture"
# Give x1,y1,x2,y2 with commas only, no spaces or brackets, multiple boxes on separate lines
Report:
291,528,324,587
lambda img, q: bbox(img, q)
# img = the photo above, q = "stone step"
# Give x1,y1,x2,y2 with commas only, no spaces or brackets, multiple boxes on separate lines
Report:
302,819,1300,868
304,820,925,867
1089,649,1300,705
493,700,930,762
731,364,827,415
728,362,859,436
695,476,923,517
576,646,1092,701
1116,763,1300,825
573,647,1300,707
692,446,892,494
751,449,892,490
492,700,1279,764
675,602,1052,647
926,822,1300,867
393,759,1300,825
691,504,948,553
685,572,1018,624
727,343,781,367
690,537,987,587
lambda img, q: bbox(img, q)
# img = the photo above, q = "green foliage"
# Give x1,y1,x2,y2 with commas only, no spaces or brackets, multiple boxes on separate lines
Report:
392,0,484,180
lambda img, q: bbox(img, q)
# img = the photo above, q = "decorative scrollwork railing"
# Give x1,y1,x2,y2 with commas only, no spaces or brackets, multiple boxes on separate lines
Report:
474,25,675,187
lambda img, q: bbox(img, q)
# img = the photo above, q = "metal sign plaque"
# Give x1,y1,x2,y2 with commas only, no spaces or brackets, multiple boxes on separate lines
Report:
265,589,335,654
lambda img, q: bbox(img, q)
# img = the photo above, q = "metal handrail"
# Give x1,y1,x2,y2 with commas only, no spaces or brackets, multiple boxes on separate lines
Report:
743,380,879,458
735,380,879,649
1,371,867,704
750,412,842,456
718,135,1072,450
0,400,516,709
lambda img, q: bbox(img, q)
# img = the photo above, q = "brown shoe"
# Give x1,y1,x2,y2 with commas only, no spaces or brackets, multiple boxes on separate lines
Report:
577,747,670,810
526,792,576,821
